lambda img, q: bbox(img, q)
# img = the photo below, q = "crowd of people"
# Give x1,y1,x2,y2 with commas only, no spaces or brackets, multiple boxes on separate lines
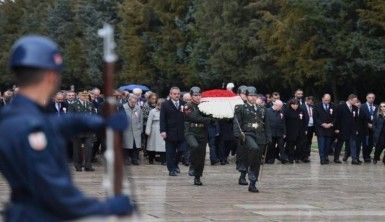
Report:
1,85,385,180
3,31,385,222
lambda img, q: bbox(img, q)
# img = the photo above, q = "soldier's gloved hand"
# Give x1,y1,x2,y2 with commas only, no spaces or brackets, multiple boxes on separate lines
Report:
240,132,246,143
106,194,135,215
106,111,129,131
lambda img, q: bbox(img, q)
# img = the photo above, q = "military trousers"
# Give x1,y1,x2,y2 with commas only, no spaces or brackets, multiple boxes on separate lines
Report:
244,135,263,182
236,137,248,173
186,134,207,177
73,136,94,169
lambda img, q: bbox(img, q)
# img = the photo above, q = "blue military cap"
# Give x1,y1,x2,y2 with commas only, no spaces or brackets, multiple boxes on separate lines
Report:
9,35,63,72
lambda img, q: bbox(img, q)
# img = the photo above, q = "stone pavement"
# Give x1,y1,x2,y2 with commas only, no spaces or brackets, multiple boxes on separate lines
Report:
1,151,385,221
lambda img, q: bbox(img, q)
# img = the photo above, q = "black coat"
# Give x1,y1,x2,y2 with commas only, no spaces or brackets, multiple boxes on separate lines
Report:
334,103,358,140
373,113,385,145
160,99,186,142
357,108,369,135
91,97,105,110
358,103,377,136
266,107,286,137
284,106,307,141
46,101,69,115
218,119,234,140
360,103,377,123
313,103,336,137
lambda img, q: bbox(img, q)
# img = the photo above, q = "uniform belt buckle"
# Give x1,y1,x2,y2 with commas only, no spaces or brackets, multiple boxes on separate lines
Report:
252,123,259,129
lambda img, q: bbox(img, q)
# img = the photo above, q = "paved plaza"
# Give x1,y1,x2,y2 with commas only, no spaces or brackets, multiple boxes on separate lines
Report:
1,150,385,221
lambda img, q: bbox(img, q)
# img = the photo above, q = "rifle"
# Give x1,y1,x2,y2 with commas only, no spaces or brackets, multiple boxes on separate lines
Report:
98,24,123,196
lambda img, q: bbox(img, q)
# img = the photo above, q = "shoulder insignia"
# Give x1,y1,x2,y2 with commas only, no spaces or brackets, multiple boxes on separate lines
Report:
28,132,47,151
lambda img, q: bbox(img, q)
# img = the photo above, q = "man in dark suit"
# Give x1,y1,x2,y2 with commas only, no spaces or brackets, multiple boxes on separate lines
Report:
358,93,376,162
265,99,287,164
334,94,360,164
90,87,104,110
314,94,336,164
355,100,366,163
302,96,314,163
160,87,186,176
47,91,68,115
266,92,280,108
294,89,305,106
90,87,105,162
65,90,77,105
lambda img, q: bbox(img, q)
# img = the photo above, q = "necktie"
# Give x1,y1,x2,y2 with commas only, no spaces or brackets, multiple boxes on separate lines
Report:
308,106,312,117
175,101,179,109
370,105,373,115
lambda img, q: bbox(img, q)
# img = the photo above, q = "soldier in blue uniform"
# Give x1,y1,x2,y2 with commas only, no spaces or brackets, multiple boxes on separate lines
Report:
0,36,134,221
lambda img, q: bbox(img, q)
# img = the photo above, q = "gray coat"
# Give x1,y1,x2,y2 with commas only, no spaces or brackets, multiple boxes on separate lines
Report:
145,108,165,152
123,103,143,149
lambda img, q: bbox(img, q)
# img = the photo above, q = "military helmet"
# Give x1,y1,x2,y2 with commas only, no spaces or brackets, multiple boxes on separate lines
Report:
190,86,201,96
237,85,247,94
9,35,63,72
246,86,257,96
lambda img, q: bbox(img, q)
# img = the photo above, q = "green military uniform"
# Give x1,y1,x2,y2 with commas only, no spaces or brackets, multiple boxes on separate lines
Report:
234,88,271,192
234,85,249,185
185,87,214,185
69,97,97,171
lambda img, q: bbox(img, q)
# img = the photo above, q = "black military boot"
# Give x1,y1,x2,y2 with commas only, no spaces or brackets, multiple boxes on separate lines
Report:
238,172,248,186
188,168,195,177
194,176,202,186
248,181,259,193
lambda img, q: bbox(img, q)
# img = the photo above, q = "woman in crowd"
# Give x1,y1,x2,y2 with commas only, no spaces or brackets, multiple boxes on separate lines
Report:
146,98,166,165
142,93,159,155
123,94,143,165
373,102,385,164
143,93,158,121
284,98,307,163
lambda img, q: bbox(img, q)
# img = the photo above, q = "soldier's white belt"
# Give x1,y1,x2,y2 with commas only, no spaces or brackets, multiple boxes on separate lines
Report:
190,123,205,128
244,123,259,129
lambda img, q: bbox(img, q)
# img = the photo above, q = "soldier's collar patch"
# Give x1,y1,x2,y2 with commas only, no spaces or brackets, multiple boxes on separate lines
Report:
28,132,47,151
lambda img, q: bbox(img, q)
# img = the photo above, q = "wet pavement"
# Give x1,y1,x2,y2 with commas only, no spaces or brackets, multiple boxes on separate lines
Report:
1,150,385,221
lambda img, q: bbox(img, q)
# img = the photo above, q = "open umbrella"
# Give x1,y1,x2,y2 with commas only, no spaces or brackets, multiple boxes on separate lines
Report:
198,89,243,119
118,84,150,92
